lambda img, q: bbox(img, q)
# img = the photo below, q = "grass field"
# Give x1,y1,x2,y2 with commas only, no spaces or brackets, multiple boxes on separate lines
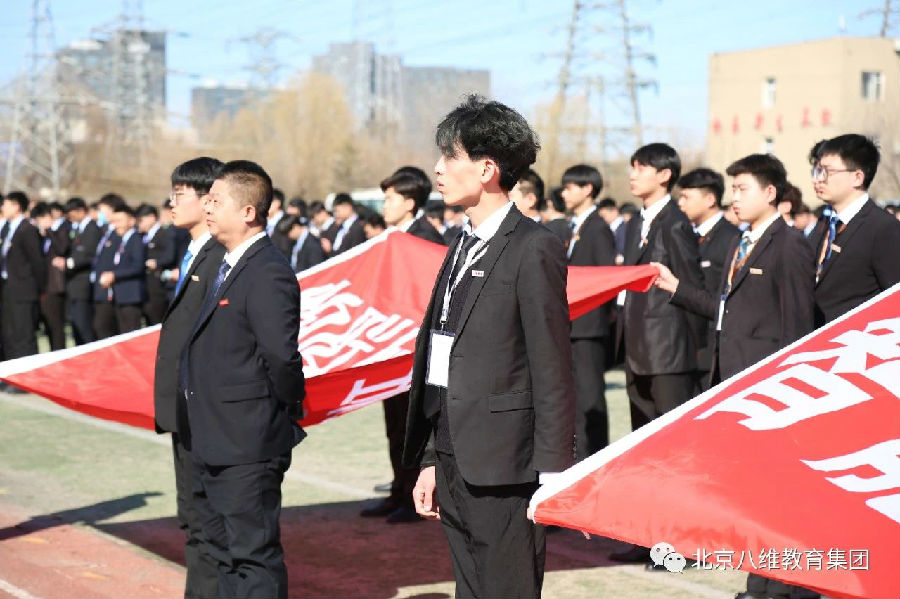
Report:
0,368,747,598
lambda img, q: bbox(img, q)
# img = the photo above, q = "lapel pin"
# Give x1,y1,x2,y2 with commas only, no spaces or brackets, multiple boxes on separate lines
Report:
191,274,200,281
218,298,229,306
471,269,484,278
750,267,764,275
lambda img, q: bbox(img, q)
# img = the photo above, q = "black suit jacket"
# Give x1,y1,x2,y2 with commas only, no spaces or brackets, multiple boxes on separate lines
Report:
145,226,176,298
1,219,46,301
568,210,617,339
327,218,367,255
403,205,576,486
811,199,900,326
544,218,572,246
621,200,705,375
43,221,72,295
111,231,147,306
290,234,326,273
154,235,226,434
184,235,305,466
442,224,462,246
66,219,102,301
695,216,741,371
92,227,120,303
406,216,446,245
671,217,815,381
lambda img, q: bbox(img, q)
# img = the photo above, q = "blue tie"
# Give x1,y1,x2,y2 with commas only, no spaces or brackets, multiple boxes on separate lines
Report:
175,250,193,295
210,260,231,297
819,213,842,274
735,235,752,264
181,260,232,396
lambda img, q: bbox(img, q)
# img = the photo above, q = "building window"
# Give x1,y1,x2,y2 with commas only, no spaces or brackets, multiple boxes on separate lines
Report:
861,71,883,101
762,77,776,108
762,137,775,154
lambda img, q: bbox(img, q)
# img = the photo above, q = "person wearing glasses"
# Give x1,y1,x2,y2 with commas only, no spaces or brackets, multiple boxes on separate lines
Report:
808,134,900,327
153,157,227,599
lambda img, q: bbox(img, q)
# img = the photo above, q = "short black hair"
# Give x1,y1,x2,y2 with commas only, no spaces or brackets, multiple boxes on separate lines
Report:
48,201,64,214
135,204,159,219
630,143,681,191
362,211,386,230
620,202,639,218
278,215,306,235
272,188,285,205
98,193,125,210
215,160,273,227
380,166,433,211
725,154,787,204
517,168,546,211
678,167,725,207
309,200,329,216
425,201,445,221
4,191,30,213
596,197,617,211
288,196,308,217
547,185,565,213
332,193,355,208
561,164,603,198
435,94,540,192
780,181,802,215
114,203,135,218
810,134,880,189
65,197,87,213
171,157,223,195
30,201,50,218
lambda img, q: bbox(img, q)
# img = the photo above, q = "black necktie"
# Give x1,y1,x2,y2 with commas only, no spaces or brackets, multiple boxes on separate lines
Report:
448,233,480,291
181,260,233,395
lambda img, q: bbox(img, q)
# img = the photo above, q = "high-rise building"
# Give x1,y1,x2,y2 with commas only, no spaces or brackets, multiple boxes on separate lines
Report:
707,37,900,204
191,84,268,138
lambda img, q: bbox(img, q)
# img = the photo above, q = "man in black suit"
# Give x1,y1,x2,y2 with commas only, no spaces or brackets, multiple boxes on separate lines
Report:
155,157,225,599
657,155,818,599
360,166,444,524
91,194,126,339
58,197,101,345
561,164,617,457
32,202,71,351
283,216,326,273
509,168,545,224
325,193,366,256
404,96,576,598
542,185,572,246
0,191,46,361
98,204,146,334
612,144,704,564
183,160,305,599
267,188,293,259
137,204,176,325
676,168,740,391
809,134,900,325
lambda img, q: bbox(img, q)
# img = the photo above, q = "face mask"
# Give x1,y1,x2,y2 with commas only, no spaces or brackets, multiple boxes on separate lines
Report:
97,212,107,226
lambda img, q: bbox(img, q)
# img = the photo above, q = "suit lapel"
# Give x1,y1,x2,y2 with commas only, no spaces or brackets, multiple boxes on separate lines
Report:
817,200,872,284
730,217,781,295
163,237,214,320
636,200,673,263
452,207,520,344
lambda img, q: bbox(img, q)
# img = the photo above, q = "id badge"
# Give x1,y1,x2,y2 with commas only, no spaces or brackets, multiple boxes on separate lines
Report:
426,329,455,388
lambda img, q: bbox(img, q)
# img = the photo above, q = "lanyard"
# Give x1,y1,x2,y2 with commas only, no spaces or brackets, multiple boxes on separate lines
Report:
440,235,489,327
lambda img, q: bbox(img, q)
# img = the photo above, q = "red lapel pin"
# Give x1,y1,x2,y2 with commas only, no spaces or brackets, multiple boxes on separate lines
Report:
218,298,229,306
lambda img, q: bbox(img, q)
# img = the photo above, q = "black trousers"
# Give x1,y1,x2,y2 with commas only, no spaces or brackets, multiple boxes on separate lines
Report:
1,299,39,360
571,338,608,459
144,281,168,325
192,452,292,599
40,292,67,351
172,433,220,599
625,367,695,430
435,451,545,599
93,301,118,339
382,392,417,506
116,304,143,334
69,298,96,345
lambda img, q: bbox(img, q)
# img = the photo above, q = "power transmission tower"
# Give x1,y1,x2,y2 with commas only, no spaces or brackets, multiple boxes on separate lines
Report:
613,0,656,147
231,27,300,90
3,0,72,198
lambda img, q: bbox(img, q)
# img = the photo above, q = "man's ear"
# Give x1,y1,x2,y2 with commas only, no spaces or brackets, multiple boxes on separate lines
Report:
481,158,500,186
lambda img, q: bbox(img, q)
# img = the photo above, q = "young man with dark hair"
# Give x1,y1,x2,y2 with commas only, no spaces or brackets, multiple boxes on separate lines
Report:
542,185,572,245
325,193,366,255
1,191,46,364
676,167,740,391
658,154,817,599
809,134,900,326
154,156,226,599
561,163,617,457
380,166,445,245
136,204,176,325
777,181,803,226
33,200,71,351
404,95,576,598
307,200,332,239
185,159,304,598
612,143,704,563
98,204,146,334
509,168,545,222
282,215,326,272
58,197,101,344
267,187,292,258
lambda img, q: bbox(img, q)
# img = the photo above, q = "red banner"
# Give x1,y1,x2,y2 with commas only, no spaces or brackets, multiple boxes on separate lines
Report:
0,230,656,429
531,284,900,599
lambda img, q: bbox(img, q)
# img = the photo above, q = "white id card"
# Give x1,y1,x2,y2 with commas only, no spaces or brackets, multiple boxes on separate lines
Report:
426,330,455,388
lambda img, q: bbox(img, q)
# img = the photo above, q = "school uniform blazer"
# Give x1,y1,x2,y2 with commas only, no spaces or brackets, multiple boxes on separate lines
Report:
2,220,46,301
406,216,447,245
153,236,226,434
568,210,617,339
671,217,815,381
111,231,147,306
810,199,900,326
66,220,103,301
403,205,576,486
696,217,741,371
183,235,305,466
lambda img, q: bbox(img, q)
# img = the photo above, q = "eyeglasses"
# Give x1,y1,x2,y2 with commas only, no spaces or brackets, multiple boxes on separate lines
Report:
811,165,855,182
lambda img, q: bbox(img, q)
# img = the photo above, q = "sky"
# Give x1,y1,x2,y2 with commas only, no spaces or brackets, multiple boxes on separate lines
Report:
0,0,894,150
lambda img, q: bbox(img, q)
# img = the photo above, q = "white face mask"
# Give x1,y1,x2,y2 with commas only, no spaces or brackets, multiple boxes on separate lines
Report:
96,212,107,226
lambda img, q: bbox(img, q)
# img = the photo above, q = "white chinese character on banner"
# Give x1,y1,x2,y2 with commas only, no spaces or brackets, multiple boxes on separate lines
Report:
326,369,414,417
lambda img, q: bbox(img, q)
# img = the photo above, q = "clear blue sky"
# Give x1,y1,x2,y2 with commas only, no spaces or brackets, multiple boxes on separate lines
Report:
0,0,892,149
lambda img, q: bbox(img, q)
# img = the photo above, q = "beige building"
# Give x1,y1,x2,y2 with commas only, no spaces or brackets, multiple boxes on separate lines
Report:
707,37,900,206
